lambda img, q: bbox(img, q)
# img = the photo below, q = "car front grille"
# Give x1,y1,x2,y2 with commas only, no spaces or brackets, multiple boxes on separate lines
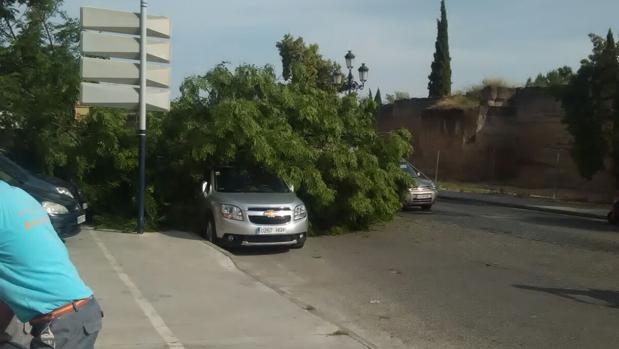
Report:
411,198,433,203
248,215,292,225
248,207,290,211
240,234,296,243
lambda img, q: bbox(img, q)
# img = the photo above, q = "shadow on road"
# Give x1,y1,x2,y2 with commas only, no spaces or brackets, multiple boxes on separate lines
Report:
227,246,291,256
158,230,203,241
514,284,619,309
400,207,469,218
524,215,616,233
401,207,436,216
158,230,292,256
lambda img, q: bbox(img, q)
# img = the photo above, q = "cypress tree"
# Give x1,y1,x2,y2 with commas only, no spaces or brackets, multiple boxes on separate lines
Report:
428,0,452,98
374,88,383,105
562,30,619,183
369,88,373,100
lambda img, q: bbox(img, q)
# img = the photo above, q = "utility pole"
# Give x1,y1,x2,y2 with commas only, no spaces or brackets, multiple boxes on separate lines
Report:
137,0,147,234
553,151,561,200
434,150,441,184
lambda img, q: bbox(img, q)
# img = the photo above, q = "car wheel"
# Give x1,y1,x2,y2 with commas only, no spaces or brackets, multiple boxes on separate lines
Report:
421,205,432,211
205,216,219,244
291,240,305,249
291,234,306,249
608,212,616,225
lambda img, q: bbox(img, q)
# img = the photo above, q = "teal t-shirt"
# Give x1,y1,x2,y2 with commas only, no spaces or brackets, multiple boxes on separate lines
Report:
0,180,92,322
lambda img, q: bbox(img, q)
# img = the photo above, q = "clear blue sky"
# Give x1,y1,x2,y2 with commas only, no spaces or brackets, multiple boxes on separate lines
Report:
63,0,619,98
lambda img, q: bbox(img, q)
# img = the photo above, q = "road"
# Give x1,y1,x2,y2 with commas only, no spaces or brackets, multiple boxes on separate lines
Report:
229,200,619,349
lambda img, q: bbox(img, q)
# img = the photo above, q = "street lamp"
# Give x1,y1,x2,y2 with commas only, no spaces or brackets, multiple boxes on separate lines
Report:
335,50,369,93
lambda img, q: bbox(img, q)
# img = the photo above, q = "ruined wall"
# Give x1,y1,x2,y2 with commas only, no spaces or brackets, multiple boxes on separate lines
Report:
376,87,615,200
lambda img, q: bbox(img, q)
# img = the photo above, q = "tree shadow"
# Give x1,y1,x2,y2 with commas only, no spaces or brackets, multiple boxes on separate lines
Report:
514,284,619,309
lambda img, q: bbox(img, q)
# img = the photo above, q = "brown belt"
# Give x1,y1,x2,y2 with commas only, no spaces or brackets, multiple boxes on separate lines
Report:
30,297,92,325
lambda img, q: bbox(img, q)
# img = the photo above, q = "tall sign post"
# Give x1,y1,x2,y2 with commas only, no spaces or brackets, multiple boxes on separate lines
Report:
138,0,148,235
80,5,171,234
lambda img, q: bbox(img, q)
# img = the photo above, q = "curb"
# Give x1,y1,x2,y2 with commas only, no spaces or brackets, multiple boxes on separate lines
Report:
438,193,608,220
198,238,377,349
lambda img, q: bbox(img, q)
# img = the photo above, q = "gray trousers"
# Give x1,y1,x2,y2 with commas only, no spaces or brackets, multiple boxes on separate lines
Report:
30,298,102,349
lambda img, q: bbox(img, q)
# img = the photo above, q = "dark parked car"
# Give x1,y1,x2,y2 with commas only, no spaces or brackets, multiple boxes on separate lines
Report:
0,153,86,238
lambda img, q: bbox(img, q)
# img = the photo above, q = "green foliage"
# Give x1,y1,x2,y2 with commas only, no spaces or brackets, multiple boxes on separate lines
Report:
374,88,383,105
428,0,452,98
276,34,339,91
562,30,619,183
0,0,80,174
160,63,412,232
69,108,160,228
526,66,574,88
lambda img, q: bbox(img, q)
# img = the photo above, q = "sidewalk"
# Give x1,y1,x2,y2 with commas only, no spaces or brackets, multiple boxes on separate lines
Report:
65,228,370,349
439,190,608,219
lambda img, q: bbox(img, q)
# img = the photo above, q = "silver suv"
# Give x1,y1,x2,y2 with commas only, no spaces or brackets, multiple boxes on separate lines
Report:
200,167,308,248
401,160,438,210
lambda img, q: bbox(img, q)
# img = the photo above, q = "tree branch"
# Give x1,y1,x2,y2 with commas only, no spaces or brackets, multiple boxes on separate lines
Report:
0,27,14,41
39,13,55,51
2,17,17,41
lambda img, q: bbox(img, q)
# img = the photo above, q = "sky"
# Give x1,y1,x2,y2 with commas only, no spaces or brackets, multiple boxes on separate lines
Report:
62,0,619,99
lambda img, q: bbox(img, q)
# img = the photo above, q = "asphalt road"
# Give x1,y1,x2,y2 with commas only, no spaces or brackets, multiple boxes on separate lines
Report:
229,200,619,349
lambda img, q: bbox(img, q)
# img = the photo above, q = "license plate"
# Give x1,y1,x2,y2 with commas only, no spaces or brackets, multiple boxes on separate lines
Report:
77,215,86,224
415,194,432,199
82,203,88,210
257,227,286,235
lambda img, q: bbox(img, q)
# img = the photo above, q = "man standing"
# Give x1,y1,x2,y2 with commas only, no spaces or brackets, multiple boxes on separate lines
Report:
0,180,102,348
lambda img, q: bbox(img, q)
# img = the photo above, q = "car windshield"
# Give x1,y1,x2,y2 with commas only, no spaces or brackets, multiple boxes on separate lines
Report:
0,155,28,182
215,168,290,193
0,168,20,187
400,162,421,178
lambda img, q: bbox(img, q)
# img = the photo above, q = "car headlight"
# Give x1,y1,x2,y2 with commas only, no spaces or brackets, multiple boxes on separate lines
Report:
42,201,69,215
56,187,74,199
221,204,243,221
294,205,307,221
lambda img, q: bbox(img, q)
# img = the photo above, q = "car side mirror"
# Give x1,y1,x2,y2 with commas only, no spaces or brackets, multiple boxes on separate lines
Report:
417,172,421,177
201,181,210,197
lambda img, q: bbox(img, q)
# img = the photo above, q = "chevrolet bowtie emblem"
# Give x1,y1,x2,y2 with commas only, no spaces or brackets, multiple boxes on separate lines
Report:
263,210,277,218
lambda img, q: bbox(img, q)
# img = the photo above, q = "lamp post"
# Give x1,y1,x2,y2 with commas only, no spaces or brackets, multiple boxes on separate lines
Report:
333,50,369,93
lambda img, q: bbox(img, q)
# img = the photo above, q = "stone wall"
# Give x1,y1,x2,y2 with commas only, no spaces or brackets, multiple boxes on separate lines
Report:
377,87,615,201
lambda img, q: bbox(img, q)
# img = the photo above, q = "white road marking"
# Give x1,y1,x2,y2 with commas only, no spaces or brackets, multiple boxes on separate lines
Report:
91,231,185,349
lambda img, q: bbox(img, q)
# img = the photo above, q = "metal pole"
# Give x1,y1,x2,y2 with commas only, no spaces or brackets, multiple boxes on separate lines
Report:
347,70,353,94
137,0,147,234
434,150,441,184
553,151,561,200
